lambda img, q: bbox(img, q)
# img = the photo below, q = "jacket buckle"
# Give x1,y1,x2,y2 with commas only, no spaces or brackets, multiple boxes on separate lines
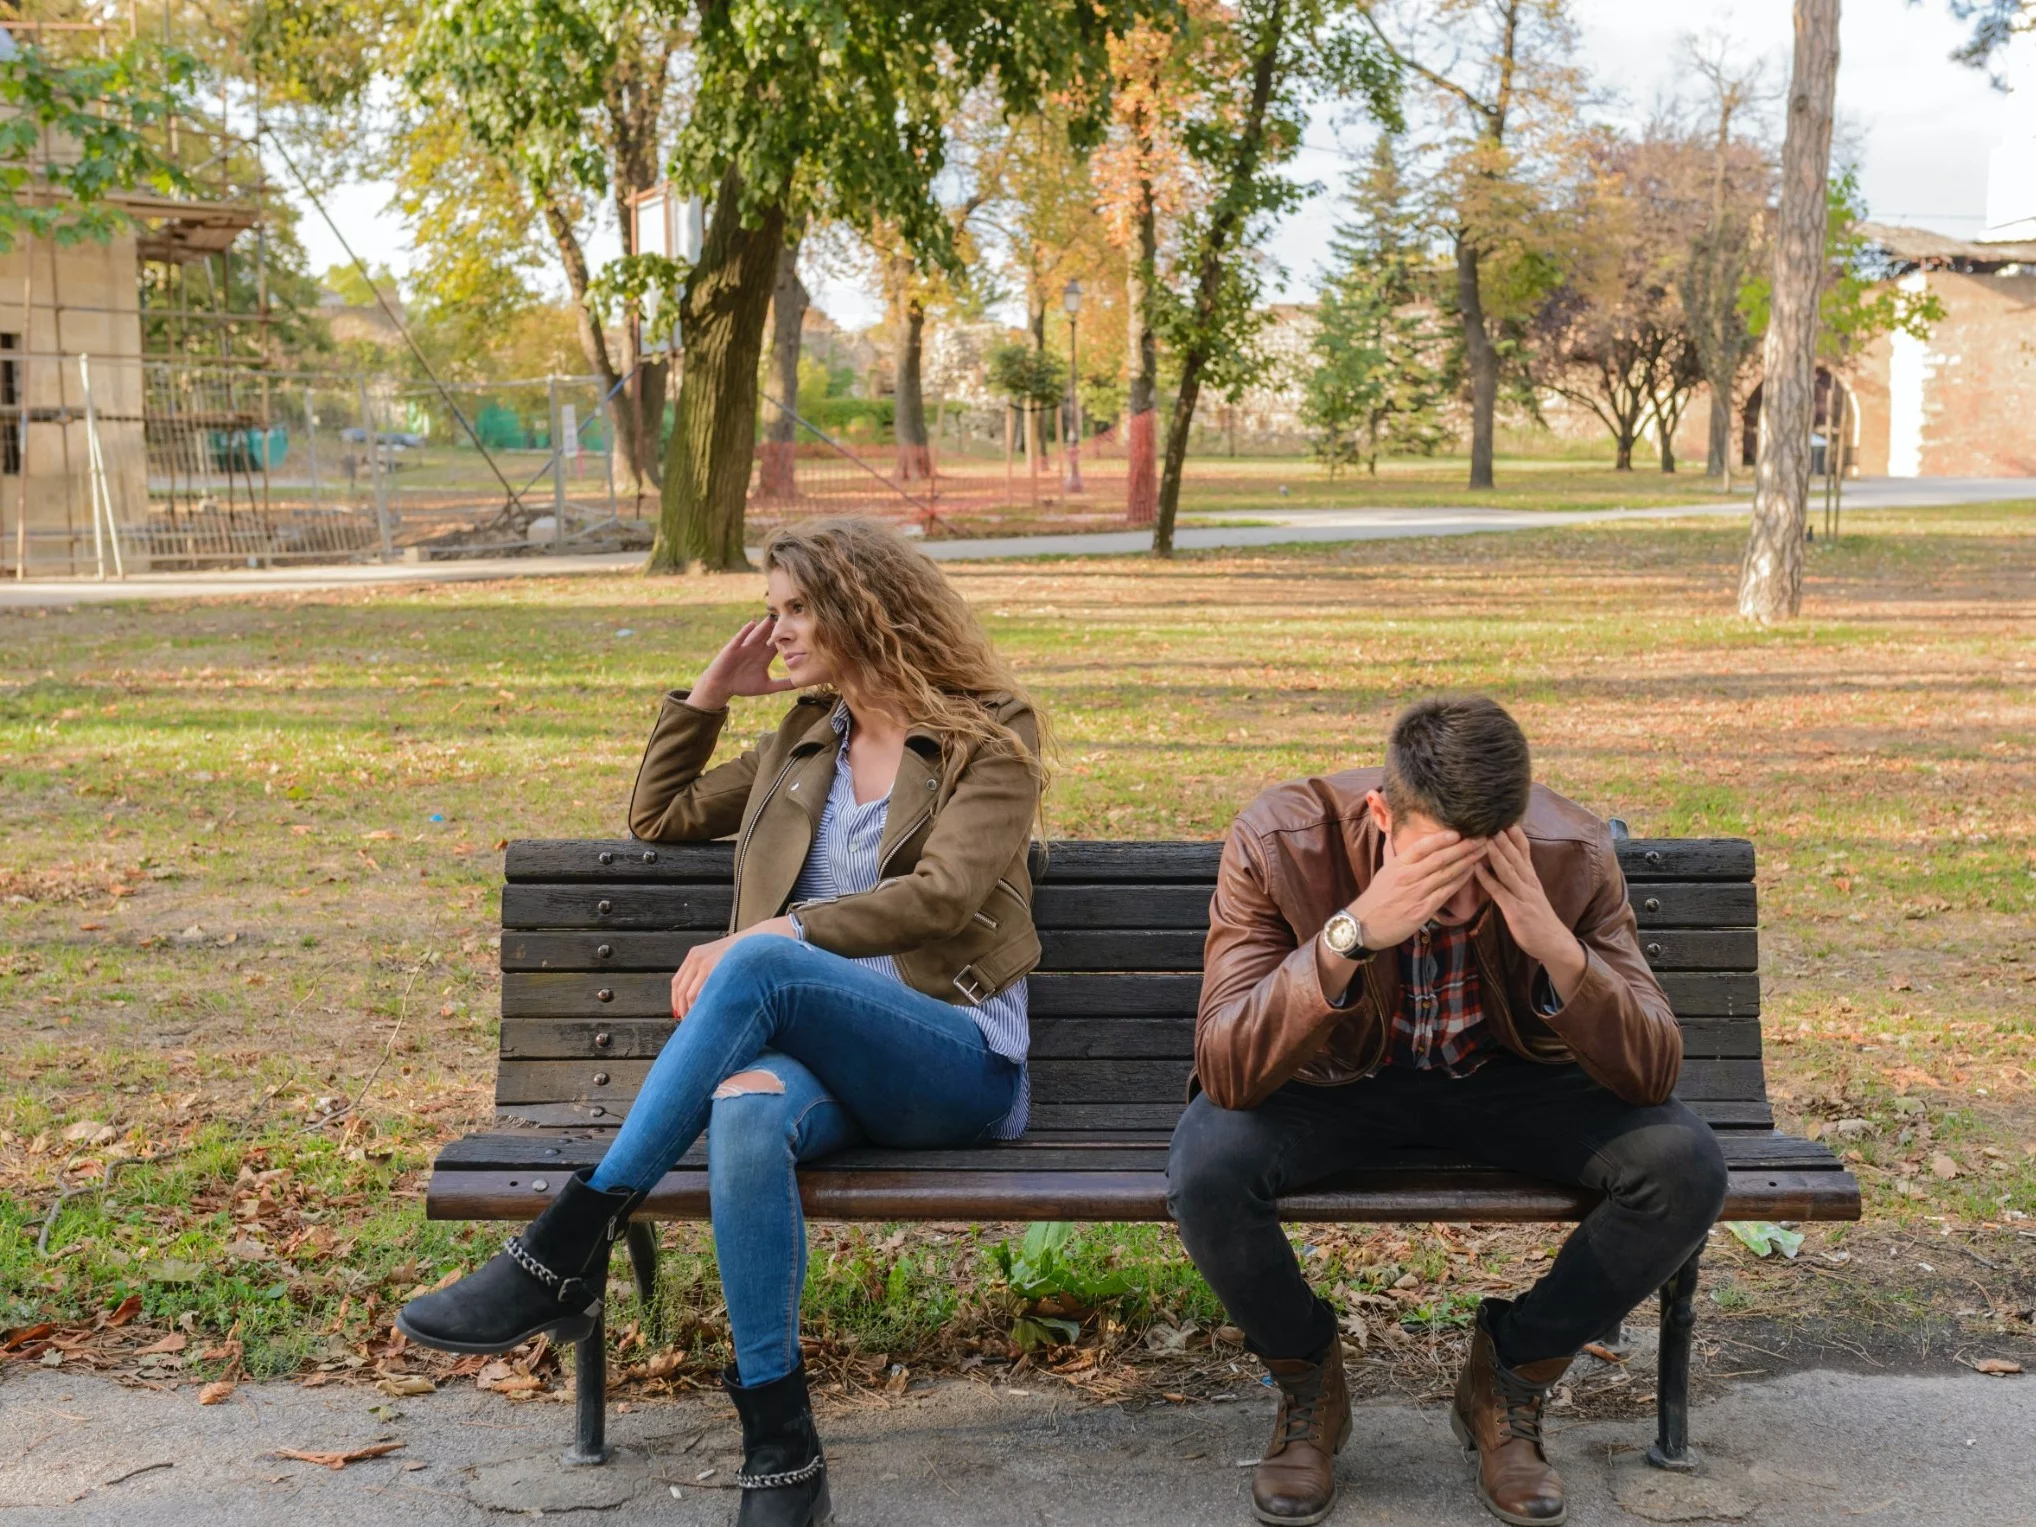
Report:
952,967,990,1005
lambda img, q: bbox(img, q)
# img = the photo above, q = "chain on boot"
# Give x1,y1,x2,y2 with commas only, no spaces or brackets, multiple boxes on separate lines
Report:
396,1169,642,1354
724,1363,833,1527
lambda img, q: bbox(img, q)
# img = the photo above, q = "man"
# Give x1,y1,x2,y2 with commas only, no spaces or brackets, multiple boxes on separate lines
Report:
1168,697,1727,1527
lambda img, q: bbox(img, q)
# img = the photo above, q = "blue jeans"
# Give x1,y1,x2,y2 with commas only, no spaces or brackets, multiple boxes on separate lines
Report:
589,935,1022,1385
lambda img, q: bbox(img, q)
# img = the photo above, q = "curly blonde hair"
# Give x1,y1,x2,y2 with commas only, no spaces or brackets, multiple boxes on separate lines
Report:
761,518,1052,797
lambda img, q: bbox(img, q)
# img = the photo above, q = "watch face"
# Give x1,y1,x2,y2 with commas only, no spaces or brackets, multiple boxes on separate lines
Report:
1325,913,1359,953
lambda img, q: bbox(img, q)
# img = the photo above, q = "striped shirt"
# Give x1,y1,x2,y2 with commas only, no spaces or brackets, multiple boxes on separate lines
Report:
788,704,1030,1138
1387,919,1500,1076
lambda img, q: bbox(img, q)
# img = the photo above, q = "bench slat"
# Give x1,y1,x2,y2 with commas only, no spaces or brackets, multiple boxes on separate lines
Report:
500,880,1756,934
491,1096,1780,1131
437,1128,1843,1175
427,1165,1854,1225
497,969,1758,1024
505,837,1755,885
500,1013,1764,1063
493,1055,1768,1109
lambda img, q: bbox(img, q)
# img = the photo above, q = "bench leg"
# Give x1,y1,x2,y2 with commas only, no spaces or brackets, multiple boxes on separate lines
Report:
1646,1251,1701,1473
624,1220,659,1314
563,1307,610,1467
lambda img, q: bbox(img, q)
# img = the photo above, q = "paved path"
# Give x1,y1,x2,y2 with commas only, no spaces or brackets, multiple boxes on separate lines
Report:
3,477,2027,609
0,1365,2030,1524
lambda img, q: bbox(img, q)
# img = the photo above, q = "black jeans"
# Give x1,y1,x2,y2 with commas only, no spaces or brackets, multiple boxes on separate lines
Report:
1166,1057,1729,1369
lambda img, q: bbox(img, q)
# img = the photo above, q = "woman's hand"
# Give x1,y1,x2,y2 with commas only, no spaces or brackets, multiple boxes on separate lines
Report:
687,617,798,712
670,917,798,1020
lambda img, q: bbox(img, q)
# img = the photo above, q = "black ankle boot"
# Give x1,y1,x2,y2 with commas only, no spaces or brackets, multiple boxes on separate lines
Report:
725,1363,832,1527
396,1169,642,1353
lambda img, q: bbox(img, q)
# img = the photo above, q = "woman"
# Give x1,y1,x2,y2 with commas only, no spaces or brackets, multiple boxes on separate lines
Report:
400,518,1046,1527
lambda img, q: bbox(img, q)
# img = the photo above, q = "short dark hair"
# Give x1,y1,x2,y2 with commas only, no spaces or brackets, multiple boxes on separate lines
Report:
1382,697,1531,838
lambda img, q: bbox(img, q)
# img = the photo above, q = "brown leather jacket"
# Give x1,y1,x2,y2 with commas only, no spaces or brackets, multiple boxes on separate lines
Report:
628,690,1042,1005
1195,768,1681,1110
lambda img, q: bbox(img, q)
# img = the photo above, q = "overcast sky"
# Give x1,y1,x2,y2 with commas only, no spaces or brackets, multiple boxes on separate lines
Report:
289,0,2023,331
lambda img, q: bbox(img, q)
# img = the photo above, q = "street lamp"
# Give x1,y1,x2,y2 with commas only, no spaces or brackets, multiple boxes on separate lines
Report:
1062,278,1084,494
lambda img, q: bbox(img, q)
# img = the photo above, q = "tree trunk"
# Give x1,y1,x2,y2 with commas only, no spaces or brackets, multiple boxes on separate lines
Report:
1153,356,1204,556
1125,185,1158,528
1740,0,1839,622
541,196,638,519
1615,434,1633,470
648,170,785,574
1025,285,1048,473
894,276,931,483
1153,0,1287,555
1705,386,1732,477
1456,235,1497,490
759,238,807,499
1659,428,1677,473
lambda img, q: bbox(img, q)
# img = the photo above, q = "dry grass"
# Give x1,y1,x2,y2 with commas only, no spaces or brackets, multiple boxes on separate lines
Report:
1,501,2031,1394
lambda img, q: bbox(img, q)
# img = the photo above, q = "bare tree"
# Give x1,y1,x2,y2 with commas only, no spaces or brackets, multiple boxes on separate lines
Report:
1360,0,1585,491
1739,0,1840,622
1678,38,1772,483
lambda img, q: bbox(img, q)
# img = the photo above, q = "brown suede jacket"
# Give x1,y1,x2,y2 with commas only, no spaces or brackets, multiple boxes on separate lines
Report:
1195,767,1681,1110
627,690,1042,1005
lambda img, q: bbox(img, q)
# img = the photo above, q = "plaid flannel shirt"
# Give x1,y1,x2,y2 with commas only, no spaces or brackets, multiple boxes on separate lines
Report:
1387,919,1501,1076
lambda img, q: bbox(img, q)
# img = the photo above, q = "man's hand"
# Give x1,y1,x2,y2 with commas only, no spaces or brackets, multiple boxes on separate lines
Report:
1475,825,1587,1000
1347,829,1489,950
686,617,797,712
669,917,797,1019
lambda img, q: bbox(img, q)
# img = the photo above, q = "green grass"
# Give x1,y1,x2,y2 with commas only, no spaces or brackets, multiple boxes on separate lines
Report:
3,500,2033,1374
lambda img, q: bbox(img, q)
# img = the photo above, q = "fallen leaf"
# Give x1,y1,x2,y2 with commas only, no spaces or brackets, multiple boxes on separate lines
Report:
199,1380,236,1405
272,1442,405,1470
1931,1153,1960,1180
376,1375,436,1397
1973,1358,2023,1376
362,829,397,840
62,1120,118,1145
225,1239,273,1263
79,920,107,931
134,1334,188,1355
101,1295,143,1328
1582,1342,1628,1364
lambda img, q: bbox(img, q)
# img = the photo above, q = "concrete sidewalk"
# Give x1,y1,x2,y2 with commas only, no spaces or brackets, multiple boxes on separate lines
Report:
2,477,2026,609
1,1364,2030,1525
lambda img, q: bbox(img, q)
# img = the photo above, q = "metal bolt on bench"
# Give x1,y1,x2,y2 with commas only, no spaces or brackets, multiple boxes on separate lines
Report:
428,835,1861,1471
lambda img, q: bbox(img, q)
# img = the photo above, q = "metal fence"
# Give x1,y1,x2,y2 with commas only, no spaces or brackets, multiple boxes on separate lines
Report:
7,358,657,577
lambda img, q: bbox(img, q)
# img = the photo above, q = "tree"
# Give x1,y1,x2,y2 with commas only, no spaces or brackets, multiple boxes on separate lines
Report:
1943,0,2035,74
403,1,682,505
651,0,1120,571
0,34,195,251
758,234,808,497
1149,0,1399,555
1360,0,1584,490
1301,135,1445,476
1676,38,1772,482
1094,15,1211,525
985,340,1067,480
1738,0,1839,624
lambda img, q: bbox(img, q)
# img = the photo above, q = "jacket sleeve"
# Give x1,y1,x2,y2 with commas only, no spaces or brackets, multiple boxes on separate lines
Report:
791,712,1040,960
1537,825,1684,1106
1193,824,1378,1111
626,691,759,843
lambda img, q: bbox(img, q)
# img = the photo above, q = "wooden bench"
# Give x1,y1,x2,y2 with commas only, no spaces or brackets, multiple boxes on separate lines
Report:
427,833,1859,1470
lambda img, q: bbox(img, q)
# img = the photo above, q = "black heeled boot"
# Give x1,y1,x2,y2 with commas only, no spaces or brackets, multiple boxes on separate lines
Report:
396,1169,642,1353
725,1363,833,1527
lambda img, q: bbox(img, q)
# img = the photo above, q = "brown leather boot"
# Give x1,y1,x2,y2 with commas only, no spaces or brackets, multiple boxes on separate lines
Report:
1251,1341,1352,1526
1449,1299,1571,1526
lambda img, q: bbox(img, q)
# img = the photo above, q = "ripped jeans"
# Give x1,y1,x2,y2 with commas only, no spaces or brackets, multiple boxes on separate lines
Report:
588,935,1022,1385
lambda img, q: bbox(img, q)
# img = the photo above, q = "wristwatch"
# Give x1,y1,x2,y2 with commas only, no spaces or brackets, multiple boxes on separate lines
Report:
1320,909,1369,959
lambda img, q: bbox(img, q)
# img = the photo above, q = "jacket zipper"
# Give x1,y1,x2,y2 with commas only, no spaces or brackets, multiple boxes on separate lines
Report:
729,749,810,933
